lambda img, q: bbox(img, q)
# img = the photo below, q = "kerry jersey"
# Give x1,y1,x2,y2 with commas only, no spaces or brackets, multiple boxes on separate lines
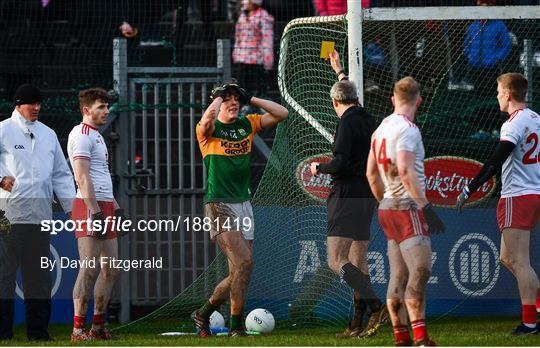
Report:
196,114,263,203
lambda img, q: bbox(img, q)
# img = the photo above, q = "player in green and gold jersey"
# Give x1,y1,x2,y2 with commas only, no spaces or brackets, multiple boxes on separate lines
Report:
192,82,288,337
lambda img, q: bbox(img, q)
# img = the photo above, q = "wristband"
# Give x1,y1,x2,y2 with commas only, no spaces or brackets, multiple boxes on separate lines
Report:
336,69,345,76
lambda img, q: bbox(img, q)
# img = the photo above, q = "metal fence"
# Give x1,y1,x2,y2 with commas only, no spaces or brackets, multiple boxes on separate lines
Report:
111,38,231,320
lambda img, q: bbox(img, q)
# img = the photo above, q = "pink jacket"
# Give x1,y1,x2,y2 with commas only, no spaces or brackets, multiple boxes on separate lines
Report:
314,0,370,16
232,7,275,70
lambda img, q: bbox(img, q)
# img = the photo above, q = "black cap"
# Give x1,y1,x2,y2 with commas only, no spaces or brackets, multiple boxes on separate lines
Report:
14,84,43,106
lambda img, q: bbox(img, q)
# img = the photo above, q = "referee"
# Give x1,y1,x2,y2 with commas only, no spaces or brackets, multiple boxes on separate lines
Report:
310,50,388,338
0,84,75,341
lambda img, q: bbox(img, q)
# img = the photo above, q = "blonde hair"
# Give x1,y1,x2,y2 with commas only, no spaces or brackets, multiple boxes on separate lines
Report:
393,77,420,104
497,73,528,103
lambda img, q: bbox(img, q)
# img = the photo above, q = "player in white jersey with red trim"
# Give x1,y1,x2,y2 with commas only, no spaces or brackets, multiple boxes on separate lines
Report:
69,123,113,204
67,88,122,341
367,77,444,346
457,73,540,335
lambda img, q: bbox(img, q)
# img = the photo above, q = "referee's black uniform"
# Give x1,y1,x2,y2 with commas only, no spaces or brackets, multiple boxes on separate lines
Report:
319,105,376,240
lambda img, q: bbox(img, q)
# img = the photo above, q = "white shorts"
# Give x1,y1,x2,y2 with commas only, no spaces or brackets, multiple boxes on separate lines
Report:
204,201,255,240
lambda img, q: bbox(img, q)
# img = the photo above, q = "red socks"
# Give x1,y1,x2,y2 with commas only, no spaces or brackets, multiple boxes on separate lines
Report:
522,305,536,326
93,313,105,328
536,288,540,314
411,319,428,341
74,315,86,330
393,325,411,344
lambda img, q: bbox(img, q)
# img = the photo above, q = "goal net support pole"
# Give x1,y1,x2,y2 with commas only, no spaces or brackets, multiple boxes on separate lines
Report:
348,0,364,105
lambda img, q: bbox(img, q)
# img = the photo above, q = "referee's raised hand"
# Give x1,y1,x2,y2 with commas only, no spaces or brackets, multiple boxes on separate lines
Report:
329,50,341,72
329,50,347,81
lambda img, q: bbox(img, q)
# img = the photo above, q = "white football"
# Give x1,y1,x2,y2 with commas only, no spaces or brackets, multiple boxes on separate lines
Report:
245,308,275,333
209,311,225,328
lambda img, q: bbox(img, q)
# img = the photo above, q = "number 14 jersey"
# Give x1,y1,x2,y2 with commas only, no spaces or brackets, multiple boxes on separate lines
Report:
371,114,426,206
500,108,540,198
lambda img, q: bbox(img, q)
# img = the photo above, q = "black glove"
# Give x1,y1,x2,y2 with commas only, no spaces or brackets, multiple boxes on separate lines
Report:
210,85,228,100
456,186,470,213
236,85,253,105
115,208,128,237
0,210,10,236
422,203,445,234
92,211,107,240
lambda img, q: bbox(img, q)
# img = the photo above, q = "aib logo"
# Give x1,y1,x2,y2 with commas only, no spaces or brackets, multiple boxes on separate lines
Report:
449,233,500,296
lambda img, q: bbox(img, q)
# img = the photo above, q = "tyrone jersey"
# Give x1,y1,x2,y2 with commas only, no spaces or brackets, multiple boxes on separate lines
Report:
371,114,425,208
196,114,263,203
67,123,113,201
499,108,540,197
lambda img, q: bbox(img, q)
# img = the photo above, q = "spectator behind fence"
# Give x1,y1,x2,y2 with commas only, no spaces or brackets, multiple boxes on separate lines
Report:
449,0,511,91
232,0,274,98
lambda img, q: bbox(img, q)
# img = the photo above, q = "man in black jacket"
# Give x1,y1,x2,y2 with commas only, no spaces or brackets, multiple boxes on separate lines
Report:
310,50,388,338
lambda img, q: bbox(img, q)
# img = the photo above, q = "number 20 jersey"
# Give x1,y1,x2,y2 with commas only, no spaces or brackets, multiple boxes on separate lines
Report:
500,108,540,198
371,114,426,206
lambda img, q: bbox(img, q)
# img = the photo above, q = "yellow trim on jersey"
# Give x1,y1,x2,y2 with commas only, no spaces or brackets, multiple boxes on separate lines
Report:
246,113,263,133
196,123,256,158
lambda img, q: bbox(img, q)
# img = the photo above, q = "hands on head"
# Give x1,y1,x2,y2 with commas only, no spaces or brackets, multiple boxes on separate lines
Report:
211,83,253,105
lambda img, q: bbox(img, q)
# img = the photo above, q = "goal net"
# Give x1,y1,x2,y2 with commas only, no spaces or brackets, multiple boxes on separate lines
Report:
117,6,540,333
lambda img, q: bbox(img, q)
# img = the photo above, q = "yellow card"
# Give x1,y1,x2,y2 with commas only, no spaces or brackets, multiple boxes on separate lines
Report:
320,41,335,59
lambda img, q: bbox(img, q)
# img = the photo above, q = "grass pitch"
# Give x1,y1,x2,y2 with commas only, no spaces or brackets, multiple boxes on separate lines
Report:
5,316,539,346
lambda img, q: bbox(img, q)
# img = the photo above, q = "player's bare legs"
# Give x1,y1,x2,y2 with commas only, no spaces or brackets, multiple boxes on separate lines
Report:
73,238,101,316
90,238,119,337
500,229,538,304
401,243,431,321
387,241,410,345
72,237,102,338
216,231,253,334
401,240,432,345
500,228,539,330
209,259,233,306
209,241,253,305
